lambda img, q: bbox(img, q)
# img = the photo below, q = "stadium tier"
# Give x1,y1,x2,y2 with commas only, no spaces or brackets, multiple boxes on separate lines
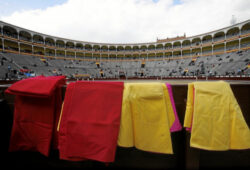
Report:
0,20,250,80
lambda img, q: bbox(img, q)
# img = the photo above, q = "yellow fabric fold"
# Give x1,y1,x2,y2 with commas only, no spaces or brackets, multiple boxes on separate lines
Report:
163,83,175,129
117,84,134,147
184,83,194,129
57,102,64,132
227,83,250,149
118,83,175,154
184,81,250,150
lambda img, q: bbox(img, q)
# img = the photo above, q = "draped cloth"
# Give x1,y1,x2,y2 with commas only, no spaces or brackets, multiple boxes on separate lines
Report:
58,81,124,163
165,83,182,132
184,81,250,150
117,83,175,154
6,76,66,156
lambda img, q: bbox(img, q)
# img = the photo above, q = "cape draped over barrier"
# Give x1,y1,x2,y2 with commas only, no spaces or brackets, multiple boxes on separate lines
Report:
5,76,66,156
184,81,250,150
117,82,178,154
58,81,124,163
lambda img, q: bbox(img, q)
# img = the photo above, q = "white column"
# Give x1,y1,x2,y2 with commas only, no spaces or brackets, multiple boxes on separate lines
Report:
239,38,241,49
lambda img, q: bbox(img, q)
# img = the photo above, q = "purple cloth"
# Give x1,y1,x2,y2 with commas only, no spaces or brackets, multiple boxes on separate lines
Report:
166,83,182,132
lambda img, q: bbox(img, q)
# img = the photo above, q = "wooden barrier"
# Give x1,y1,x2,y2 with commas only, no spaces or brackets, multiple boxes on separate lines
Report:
0,83,249,169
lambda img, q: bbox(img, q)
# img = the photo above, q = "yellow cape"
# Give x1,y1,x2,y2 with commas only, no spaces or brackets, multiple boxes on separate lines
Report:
118,83,175,154
184,81,250,150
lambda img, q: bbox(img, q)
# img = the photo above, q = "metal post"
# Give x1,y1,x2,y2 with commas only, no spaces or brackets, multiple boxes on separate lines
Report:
18,42,20,54
1,38,4,51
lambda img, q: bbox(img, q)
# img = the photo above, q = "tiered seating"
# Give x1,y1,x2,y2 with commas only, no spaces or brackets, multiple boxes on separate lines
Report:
0,50,249,80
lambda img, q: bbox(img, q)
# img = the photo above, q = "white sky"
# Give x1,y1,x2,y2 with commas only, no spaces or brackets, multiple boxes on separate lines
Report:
1,0,250,43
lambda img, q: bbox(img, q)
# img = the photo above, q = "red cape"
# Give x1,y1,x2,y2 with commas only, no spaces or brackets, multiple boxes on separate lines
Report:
6,76,66,156
58,81,124,163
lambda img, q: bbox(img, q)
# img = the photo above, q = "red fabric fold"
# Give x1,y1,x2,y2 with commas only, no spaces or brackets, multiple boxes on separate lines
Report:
6,76,66,156
58,81,124,163
6,75,65,97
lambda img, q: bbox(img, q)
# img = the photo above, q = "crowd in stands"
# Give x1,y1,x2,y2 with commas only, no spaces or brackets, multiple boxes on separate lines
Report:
0,50,249,80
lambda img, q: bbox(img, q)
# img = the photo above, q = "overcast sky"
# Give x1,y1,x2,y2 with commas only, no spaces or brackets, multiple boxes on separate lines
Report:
0,0,250,43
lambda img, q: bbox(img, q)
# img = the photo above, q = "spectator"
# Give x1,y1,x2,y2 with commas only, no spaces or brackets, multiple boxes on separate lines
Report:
5,72,8,79
237,68,242,75
241,69,245,75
